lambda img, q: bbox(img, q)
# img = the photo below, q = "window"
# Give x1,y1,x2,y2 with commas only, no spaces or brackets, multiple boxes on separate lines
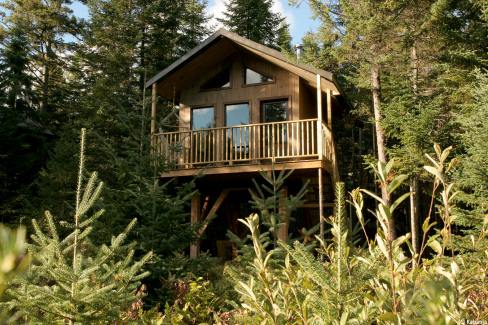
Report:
192,106,214,130
261,99,288,122
245,67,273,85
201,67,231,90
226,103,250,152
225,103,249,126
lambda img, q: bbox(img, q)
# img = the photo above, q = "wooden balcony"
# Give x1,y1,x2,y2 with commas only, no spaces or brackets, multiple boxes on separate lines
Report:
153,118,337,178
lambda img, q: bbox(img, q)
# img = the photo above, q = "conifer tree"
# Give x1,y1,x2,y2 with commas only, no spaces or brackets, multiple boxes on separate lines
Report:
456,70,488,222
306,0,407,238
218,0,285,48
277,22,293,55
0,0,81,114
0,27,34,111
4,129,152,323
32,0,209,305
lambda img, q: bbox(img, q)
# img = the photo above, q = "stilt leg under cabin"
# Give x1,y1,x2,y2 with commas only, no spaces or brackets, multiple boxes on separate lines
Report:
187,168,335,259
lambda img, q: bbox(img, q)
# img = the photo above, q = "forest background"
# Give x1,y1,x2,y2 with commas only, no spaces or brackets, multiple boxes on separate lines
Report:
0,0,487,323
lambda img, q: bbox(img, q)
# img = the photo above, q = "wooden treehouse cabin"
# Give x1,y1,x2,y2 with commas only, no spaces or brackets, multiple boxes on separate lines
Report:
146,29,344,259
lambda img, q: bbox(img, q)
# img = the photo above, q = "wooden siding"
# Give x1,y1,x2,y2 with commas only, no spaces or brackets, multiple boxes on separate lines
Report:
299,78,317,119
179,52,300,131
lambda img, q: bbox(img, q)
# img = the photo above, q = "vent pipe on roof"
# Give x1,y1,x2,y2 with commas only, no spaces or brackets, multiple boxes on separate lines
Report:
294,44,303,63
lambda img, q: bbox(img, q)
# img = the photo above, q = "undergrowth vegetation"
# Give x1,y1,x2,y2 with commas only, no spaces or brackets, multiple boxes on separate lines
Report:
1,134,486,324
156,144,487,324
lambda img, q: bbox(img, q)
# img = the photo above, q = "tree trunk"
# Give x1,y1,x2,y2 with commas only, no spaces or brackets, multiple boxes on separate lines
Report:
371,62,395,239
410,43,418,94
40,40,51,113
139,26,146,91
410,176,420,261
410,42,420,264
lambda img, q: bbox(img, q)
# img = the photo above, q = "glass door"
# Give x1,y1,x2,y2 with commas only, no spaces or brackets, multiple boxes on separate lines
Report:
225,103,250,162
191,106,215,164
261,99,288,158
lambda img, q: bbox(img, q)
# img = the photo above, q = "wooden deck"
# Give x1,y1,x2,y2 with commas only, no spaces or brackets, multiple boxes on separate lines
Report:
153,119,338,178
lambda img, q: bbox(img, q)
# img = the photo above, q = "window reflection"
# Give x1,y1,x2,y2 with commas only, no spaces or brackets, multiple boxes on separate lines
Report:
192,106,214,130
226,103,249,155
261,100,288,122
245,68,273,85
226,103,249,126
201,67,231,90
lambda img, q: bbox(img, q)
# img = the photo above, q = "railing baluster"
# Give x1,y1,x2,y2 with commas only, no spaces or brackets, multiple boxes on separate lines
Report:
265,124,268,158
198,131,201,163
173,133,177,164
170,134,173,163
279,123,282,157
155,119,327,169
297,123,305,156
231,127,234,162
251,125,254,160
306,121,310,155
239,127,243,160
312,121,316,155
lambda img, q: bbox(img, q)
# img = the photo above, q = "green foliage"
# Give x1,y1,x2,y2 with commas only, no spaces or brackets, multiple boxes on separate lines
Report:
0,225,29,296
456,70,488,217
162,276,224,325
227,149,487,323
423,144,459,257
4,129,152,323
277,22,293,55
0,224,29,323
0,0,81,115
218,0,285,48
247,170,308,244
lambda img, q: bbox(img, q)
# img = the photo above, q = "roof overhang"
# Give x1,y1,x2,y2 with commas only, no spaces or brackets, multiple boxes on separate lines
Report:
146,28,342,98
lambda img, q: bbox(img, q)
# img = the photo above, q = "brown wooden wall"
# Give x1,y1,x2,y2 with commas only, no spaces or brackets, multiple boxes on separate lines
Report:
178,51,302,130
299,78,317,119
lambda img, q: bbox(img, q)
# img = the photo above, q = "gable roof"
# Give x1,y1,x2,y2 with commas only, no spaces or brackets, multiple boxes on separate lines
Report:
146,28,341,96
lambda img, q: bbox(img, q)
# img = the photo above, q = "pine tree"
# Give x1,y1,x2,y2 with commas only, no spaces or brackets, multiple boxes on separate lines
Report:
0,27,34,111
277,22,293,55
4,129,152,323
456,70,488,224
0,27,46,224
31,0,210,306
310,0,408,238
218,0,285,48
0,0,81,115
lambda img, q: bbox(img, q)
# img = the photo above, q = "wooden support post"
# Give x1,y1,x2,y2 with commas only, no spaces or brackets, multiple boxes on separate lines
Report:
326,88,332,129
318,168,325,240
316,74,323,160
150,83,157,151
278,186,289,241
197,189,230,238
190,193,201,258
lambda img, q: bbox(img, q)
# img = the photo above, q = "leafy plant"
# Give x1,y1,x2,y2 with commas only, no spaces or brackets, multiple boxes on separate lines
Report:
228,146,487,323
0,224,29,323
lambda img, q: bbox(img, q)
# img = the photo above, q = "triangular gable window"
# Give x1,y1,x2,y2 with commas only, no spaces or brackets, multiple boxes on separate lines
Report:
245,68,273,85
201,67,231,90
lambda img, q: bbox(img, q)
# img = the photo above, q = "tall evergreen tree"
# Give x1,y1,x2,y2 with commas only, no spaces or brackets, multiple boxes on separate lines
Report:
218,0,285,48
0,26,54,225
0,0,81,115
304,0,487,242
456,70,488,226
32,0,209,306
0,27,34,111
277,21,293,55
305,0,407,238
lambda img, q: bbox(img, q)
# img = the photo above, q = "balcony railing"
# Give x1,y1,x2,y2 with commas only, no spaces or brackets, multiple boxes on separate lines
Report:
153,118,335,170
